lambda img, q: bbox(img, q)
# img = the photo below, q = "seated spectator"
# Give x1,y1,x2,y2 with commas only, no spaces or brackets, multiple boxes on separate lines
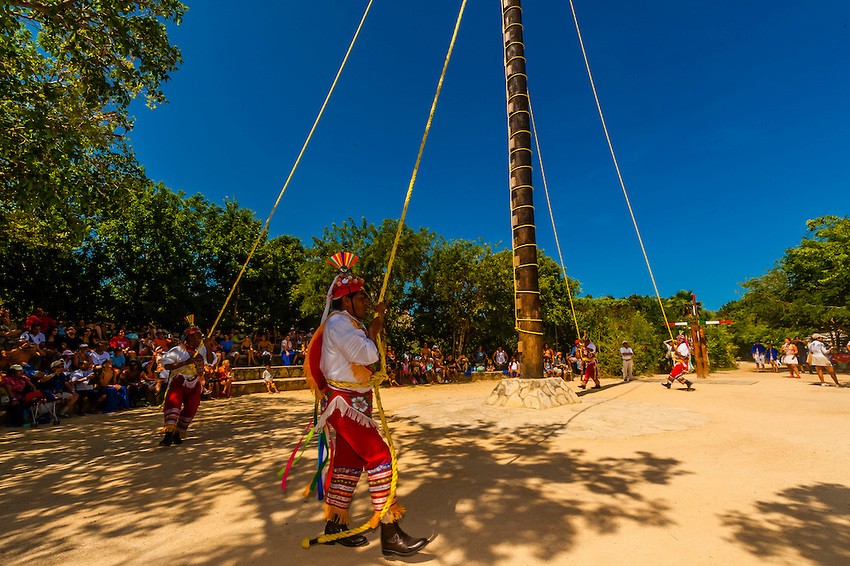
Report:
88,342,111,370
256,334,273,367
457,354,469,374
151,330,170,353
96,359,129,413
443,354,458,383
399,351,411,384
509,356,520,377
36,360,79,418
63,326,81,351
60,350,75,371
472,345,487,370
280,333,294,365
218,334,239,363
1,364,35,426
70,360,99,414
239,334,256,366
141,359,166,406
205,359,221,399
1,308,24,349
20,323,45,349
262,364,278,394
120,360,145,408
72,343,91,371
109,329,131,352
111,348,127,370
217,359,233,399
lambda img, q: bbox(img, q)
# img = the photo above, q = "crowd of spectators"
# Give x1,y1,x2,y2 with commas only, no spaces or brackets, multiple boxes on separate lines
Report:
0,308,320,428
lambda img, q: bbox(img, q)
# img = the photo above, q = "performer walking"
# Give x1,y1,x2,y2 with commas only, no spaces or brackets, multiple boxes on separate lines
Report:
303,253,429,557
577,338,600,390
158,318,214,446
663,335,694,391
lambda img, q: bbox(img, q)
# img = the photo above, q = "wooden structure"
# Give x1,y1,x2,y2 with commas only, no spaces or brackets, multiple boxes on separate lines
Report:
665,295,732,378
503,0,543,378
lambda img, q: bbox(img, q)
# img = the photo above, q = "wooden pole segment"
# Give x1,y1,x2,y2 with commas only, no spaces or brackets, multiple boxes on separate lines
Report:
502,0,543,378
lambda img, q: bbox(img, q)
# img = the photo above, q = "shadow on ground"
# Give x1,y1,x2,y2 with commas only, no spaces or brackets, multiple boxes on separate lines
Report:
721,483,850,566
0,392,691,566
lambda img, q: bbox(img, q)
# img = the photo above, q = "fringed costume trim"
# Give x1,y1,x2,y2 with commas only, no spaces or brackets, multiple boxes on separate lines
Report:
314,395,378,433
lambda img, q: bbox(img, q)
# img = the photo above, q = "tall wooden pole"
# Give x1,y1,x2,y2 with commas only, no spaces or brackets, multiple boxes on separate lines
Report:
503,0,543,378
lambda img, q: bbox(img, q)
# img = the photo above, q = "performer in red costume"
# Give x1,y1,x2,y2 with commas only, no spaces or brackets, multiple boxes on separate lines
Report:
158,318,215,446
304,252,429,557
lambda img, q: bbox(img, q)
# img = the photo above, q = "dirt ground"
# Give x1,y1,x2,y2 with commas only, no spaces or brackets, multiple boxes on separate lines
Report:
1,365,848,566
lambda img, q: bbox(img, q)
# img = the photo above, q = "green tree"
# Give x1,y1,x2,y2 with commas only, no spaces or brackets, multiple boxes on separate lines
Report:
413,239,513,358
293,218,433,347
1,1,185,244
727,216,850,349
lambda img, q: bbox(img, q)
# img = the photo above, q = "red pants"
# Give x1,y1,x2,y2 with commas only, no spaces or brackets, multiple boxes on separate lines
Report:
322,392,401,524
668,362,688,382
162,375,202,438
581,361,599,386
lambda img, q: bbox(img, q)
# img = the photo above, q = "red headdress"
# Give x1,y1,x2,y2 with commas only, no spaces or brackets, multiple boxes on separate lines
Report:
321,252,365,323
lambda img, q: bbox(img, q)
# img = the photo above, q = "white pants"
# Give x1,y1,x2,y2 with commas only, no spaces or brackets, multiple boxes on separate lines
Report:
622,359,634,381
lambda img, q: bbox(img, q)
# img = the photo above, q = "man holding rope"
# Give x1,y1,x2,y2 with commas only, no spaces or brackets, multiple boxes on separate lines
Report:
158,319,215,446
303,252,429,557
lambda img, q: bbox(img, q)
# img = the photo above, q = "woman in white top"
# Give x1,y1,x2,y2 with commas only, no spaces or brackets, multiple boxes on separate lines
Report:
809,334,841,387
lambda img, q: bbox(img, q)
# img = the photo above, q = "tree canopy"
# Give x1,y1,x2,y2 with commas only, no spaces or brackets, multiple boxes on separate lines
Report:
723,216,850,353
1,0,185,244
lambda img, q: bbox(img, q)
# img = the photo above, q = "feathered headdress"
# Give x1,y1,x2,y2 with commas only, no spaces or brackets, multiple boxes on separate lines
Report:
321,252,365,323
182,314,203,342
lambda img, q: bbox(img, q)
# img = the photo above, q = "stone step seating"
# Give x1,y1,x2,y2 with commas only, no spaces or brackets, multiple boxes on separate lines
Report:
231,365,306,395
229,367,509,396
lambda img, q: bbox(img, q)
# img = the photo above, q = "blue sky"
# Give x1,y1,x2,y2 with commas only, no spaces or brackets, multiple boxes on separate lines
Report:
128,1,850,311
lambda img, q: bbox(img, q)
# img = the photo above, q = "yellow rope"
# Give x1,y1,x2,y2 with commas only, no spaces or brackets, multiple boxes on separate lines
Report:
527,92,582,337
309,0,468,548
208,0,375,339
566,0,674,340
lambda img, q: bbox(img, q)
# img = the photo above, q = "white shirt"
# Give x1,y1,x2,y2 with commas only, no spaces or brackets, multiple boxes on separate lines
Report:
89,350,111,367
675,342,690,361
495,350,507,364
160,344,208,387
619,347,633,361
320,311,378,394
809,340,829,357
21,331,45,345
71,369,94,391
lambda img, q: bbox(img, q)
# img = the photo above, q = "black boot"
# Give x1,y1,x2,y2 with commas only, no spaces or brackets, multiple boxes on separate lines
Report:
159,431,173,446
324,520,368,547
172,432,183,445
381,521,429,557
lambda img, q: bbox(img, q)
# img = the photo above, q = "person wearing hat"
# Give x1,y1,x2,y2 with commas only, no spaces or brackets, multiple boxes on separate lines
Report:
663,335,694,391
1,364,34,425
619,340,635,382
301,252,429,557
37,359,79,418
809,334,841,387
158,321,215,446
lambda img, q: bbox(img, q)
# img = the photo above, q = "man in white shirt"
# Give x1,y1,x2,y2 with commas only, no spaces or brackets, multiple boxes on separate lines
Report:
20,323,45,348
158,324,214,446
301,253,428,557
663,335,694,391
619,340,634,382
88,342,111,369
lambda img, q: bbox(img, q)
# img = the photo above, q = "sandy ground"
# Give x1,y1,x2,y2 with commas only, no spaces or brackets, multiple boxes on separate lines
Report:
1,365,849,566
